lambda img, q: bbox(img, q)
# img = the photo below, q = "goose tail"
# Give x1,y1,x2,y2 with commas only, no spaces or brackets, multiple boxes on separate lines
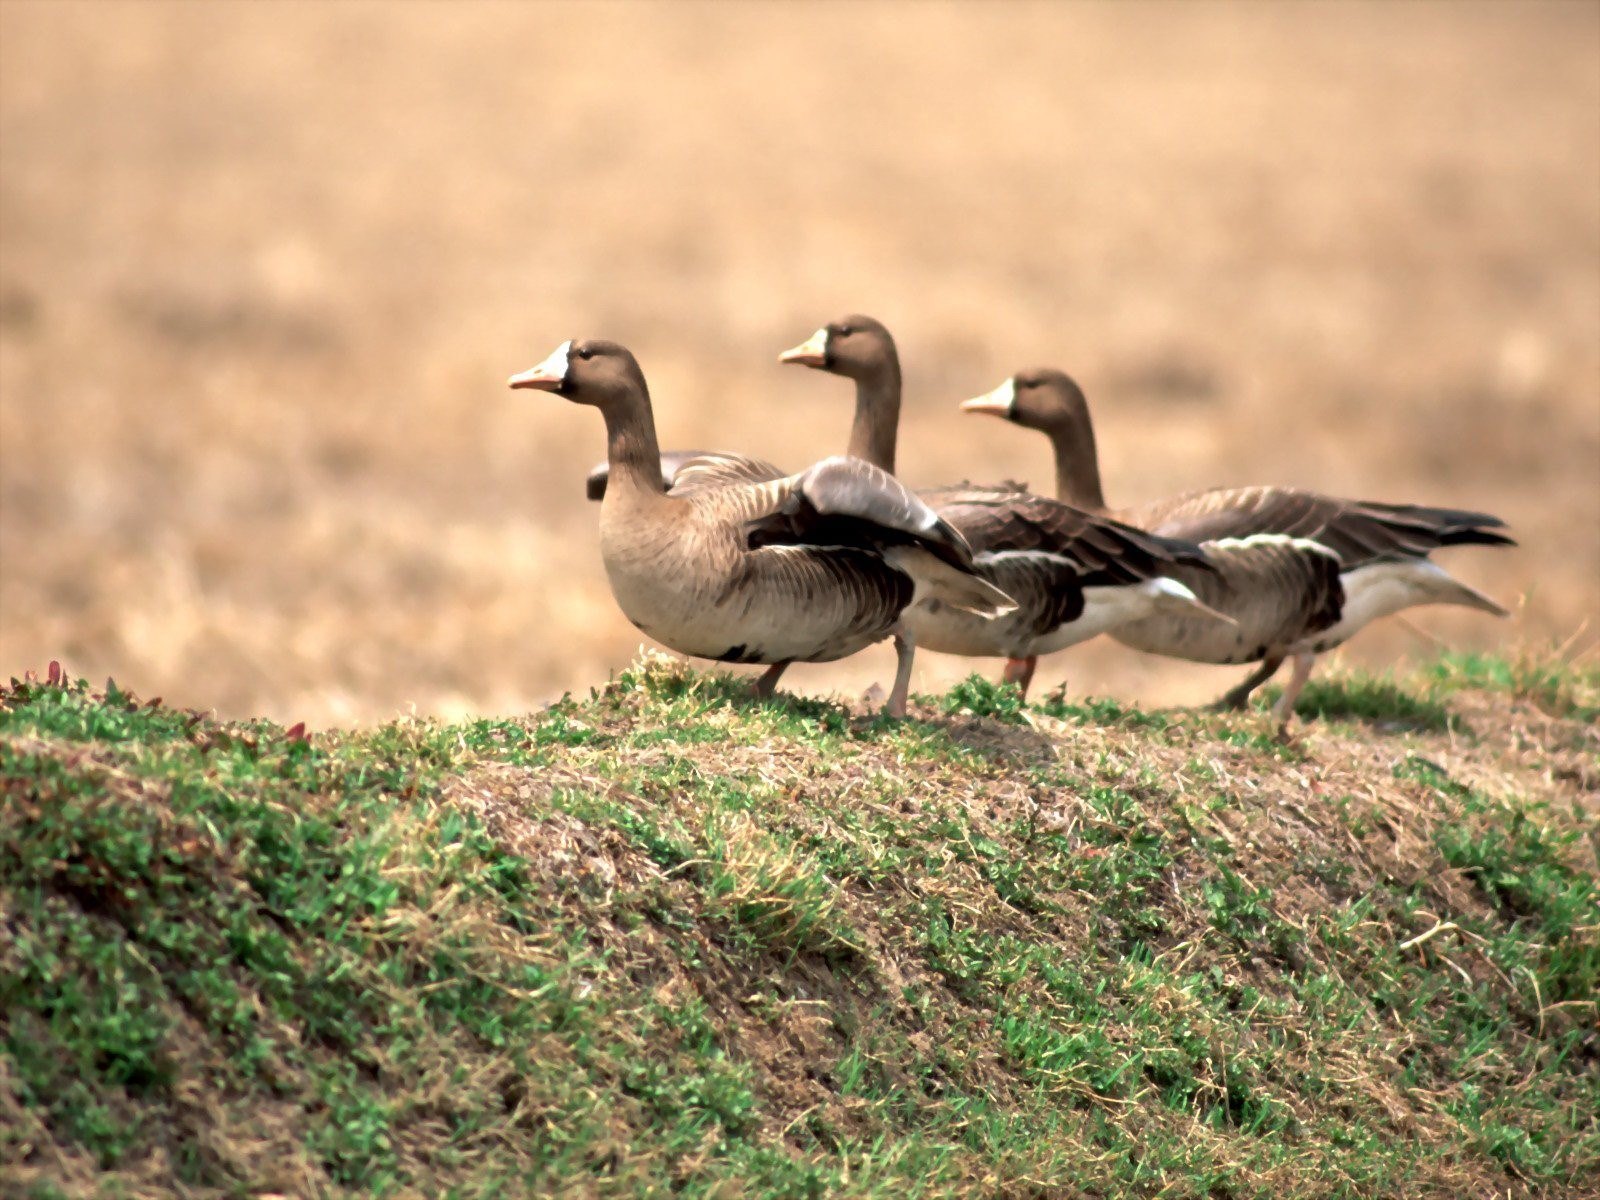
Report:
1339,559,1511,623
1423,573,1510,618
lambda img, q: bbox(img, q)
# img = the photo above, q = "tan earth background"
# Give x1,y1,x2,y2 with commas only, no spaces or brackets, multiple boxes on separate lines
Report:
2,1,1596,727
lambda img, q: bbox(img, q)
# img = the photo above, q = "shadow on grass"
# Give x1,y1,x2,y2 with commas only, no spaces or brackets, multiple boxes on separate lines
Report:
1034,691,1174,733
1276,676,1455,733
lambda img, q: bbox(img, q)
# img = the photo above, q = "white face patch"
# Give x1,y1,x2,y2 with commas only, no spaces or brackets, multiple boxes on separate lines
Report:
508,339,575,390
537,339,573,384
994,377,1016,415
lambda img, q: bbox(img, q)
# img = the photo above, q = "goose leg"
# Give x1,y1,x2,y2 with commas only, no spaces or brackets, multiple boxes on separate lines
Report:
886,628,915,719
1270,651,1317,736
1213,656,1284,711
750,661,792,700
1002,656,1038,698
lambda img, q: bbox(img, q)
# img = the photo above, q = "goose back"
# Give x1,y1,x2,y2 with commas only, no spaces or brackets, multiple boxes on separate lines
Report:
926,485,1215,585
1121,486,1516,568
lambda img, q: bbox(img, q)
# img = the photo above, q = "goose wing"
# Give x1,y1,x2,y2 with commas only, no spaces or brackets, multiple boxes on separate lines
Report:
584,449,785,500
745,456,974,567
1129,487,1515,568
732,457,1015,619
922,485,1214,587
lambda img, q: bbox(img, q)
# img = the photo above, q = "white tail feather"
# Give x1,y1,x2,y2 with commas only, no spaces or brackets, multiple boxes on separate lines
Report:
1340,560,1510,627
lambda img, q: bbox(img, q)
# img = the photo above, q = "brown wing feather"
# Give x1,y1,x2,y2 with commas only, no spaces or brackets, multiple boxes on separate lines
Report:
1124,486,1515,568
923,486,1213,586
745,456,973,568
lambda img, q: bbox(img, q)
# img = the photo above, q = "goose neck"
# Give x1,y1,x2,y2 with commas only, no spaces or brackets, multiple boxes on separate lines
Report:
599,393,667,503
847,362,902,474
1048,411,1106,512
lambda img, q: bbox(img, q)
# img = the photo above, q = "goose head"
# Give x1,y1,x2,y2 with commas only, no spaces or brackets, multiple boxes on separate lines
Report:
778,314,897,381
959,368,1090,435
508,338,646,410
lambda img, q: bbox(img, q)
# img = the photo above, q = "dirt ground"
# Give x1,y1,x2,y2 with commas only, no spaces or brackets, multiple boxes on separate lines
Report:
2,1,1596,727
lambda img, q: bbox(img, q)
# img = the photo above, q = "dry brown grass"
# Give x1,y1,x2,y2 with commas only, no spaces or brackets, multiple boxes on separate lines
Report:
2,1,1596,726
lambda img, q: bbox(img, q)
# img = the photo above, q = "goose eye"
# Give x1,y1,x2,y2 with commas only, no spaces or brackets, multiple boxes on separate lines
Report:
836,325,852,338
576,347,594,360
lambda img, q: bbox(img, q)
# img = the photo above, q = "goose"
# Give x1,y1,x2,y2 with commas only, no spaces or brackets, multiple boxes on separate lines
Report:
959,369,1515,725
509,339,1015,717
775,315,1235,697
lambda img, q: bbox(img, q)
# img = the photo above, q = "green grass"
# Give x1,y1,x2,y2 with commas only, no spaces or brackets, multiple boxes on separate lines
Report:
940,673,1029,723
1428,647,1600,720
3,650,1597,1198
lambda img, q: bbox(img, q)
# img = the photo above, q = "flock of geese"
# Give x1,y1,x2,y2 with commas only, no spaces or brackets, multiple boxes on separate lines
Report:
509,315,1513,731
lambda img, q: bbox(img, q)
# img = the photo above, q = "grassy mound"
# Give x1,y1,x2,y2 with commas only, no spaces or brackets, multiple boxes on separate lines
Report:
2,651,1597,1198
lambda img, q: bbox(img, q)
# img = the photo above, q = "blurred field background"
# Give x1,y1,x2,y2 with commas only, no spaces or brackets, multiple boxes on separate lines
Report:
2,0,1596,727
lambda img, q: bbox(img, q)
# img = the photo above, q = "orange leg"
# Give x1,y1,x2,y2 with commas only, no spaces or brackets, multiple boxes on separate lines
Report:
1002,656,1037,698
